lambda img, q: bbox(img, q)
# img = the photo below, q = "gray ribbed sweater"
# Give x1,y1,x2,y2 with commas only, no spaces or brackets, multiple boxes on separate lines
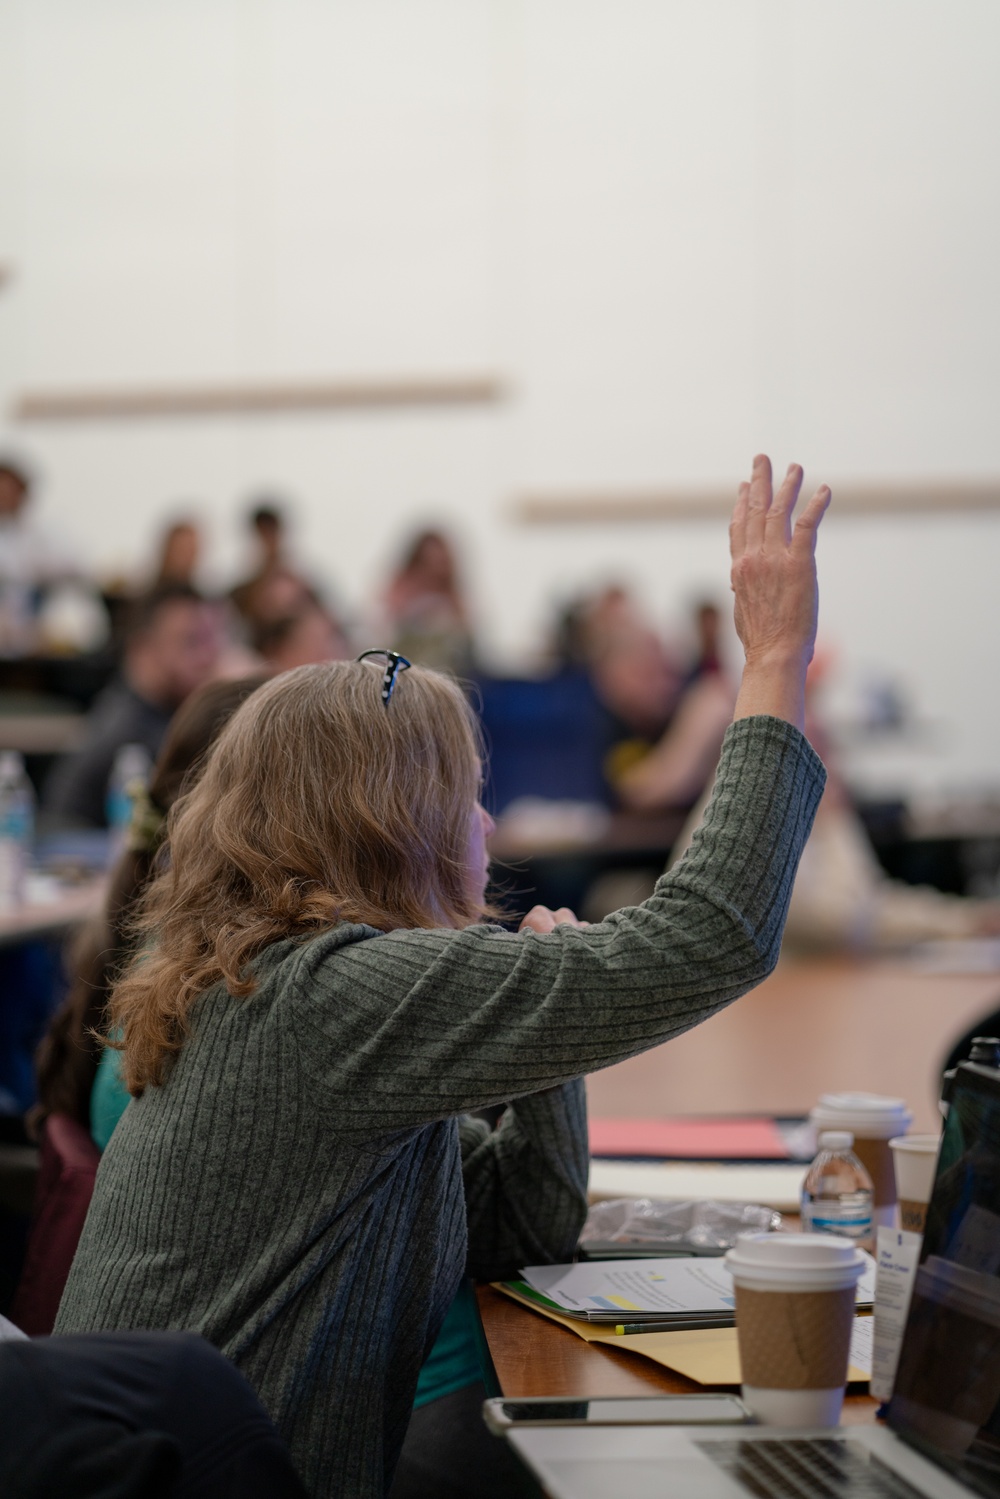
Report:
56,716,825,1497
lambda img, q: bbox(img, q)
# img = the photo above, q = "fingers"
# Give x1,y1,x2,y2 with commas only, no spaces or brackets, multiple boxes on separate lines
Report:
518,905,556,934
736,456,828,554
517,905,585,934
729,481,750,561
552,906,586,927
791,485,832,554
765,463,804,548
744,454,773,551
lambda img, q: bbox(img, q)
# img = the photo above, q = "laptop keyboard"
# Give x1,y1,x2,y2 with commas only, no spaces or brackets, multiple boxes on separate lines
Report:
699,1438,926,1499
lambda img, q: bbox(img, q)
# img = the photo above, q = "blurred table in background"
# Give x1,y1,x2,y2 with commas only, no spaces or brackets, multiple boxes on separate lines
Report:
0,654,115,709
0,877,103,950
490,809,687,918
0,707,85,757
489,809,686,865
586,953,1000,1134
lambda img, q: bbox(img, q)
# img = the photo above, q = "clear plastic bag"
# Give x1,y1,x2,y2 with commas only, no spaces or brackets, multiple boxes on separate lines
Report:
579,1198,781,1254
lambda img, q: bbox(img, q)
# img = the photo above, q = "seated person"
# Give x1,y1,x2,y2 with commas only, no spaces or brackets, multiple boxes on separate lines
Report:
55,457,831,1498
41,585,220,829
781,772,1000,951
611,669,736,812
32,675,267,1142
0,456,79,655
377,528,476,677
37,673,563,1499
254,604,351,673
149,518,202,590
229,502,329,638
650,702,1000,952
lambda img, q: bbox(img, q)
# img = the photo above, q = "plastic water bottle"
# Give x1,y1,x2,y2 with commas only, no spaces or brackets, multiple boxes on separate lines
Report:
105,742,152,856
801,1130,874,1249
0,750,35,908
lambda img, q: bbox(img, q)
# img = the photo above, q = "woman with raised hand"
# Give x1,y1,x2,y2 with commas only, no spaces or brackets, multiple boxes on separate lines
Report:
57,457,830,1499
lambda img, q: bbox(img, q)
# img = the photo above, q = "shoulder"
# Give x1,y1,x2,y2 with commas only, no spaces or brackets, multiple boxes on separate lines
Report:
273,920,523,1009
82,681,168,745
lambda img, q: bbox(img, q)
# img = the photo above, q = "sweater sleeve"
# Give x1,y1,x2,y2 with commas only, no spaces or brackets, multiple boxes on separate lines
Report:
458,1080,589,1281
292,716,825,1127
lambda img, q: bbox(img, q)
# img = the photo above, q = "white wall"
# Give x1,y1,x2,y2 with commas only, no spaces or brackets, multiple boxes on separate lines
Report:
1,0,998,790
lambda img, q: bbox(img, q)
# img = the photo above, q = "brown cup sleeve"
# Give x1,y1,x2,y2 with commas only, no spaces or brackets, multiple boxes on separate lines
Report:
898,1198,928,1233
853,1136,896,1209
735,1285,857,1391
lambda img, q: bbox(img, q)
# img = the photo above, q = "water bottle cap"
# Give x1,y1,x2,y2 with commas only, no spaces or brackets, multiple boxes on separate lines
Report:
818,1130,854,1151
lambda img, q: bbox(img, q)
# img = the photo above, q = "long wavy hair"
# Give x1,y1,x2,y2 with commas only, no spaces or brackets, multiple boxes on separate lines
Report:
110,659,486,1095
31,674,267,1134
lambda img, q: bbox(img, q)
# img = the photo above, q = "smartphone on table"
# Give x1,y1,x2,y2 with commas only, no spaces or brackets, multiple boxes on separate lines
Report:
482,1393,750,1435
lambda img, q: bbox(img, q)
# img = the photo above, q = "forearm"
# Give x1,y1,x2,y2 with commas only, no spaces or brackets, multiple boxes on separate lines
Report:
460,1080,589,1281
733,653,807,734
308,716,827,1126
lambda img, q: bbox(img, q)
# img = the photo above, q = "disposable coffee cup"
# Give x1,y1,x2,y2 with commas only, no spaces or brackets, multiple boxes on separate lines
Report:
891,1256,1000,1458
726,1233,866,1427
811,1093,912,1225
889,1134,940,1234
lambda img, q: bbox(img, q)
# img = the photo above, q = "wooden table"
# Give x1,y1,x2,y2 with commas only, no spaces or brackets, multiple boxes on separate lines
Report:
0,877,104,948
586,952,1000,1133
476,954,1000,1426
475,1285,878,1426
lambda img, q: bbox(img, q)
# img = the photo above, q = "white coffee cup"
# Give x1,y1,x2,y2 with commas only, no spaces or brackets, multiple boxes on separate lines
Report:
811,1093,913,1226
889,1134,940,1233
726,1232,866,1427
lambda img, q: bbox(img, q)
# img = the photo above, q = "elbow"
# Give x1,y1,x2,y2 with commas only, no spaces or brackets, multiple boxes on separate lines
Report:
532,1186,589,1266
743,902,789,985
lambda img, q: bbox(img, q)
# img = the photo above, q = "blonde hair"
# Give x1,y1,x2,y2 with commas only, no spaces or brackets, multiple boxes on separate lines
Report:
110,660,485,1094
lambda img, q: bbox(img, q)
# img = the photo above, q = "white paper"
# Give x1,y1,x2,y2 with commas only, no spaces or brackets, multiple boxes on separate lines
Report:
588,1160,807,1211
523,1257,739,1319
871,1227,922,1401
849,1315,874,1378
523,1253,877,1322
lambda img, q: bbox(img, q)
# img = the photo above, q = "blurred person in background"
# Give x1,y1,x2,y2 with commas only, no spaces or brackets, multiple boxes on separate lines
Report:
230,501,319,633
611,668,737,813
0,456,104,656
254,601,351,673
571,589,734,814
682,598,724,685
640,653,1000,949
150,518,201,590
42,585,220,829
32,675,268,1143
577,585,680,745
783,767,1000,950
379,528,475,676
780,661,1000,950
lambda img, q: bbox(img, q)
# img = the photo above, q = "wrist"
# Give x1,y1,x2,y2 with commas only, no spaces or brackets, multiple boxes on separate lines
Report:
734,657,808,731
741,644,811,675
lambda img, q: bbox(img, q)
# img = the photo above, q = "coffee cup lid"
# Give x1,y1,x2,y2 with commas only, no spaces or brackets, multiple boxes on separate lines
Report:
811,1092,913,1138
726,1232,867,1291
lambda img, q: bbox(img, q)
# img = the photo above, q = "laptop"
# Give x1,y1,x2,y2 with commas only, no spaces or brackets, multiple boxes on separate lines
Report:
508,1060,1000,1499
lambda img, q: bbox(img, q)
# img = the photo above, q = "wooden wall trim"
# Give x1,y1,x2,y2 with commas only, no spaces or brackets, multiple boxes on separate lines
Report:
514,481,1000,523
14,375,505,421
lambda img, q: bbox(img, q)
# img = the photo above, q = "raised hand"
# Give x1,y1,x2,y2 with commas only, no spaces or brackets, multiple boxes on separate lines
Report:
730,454,831,731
